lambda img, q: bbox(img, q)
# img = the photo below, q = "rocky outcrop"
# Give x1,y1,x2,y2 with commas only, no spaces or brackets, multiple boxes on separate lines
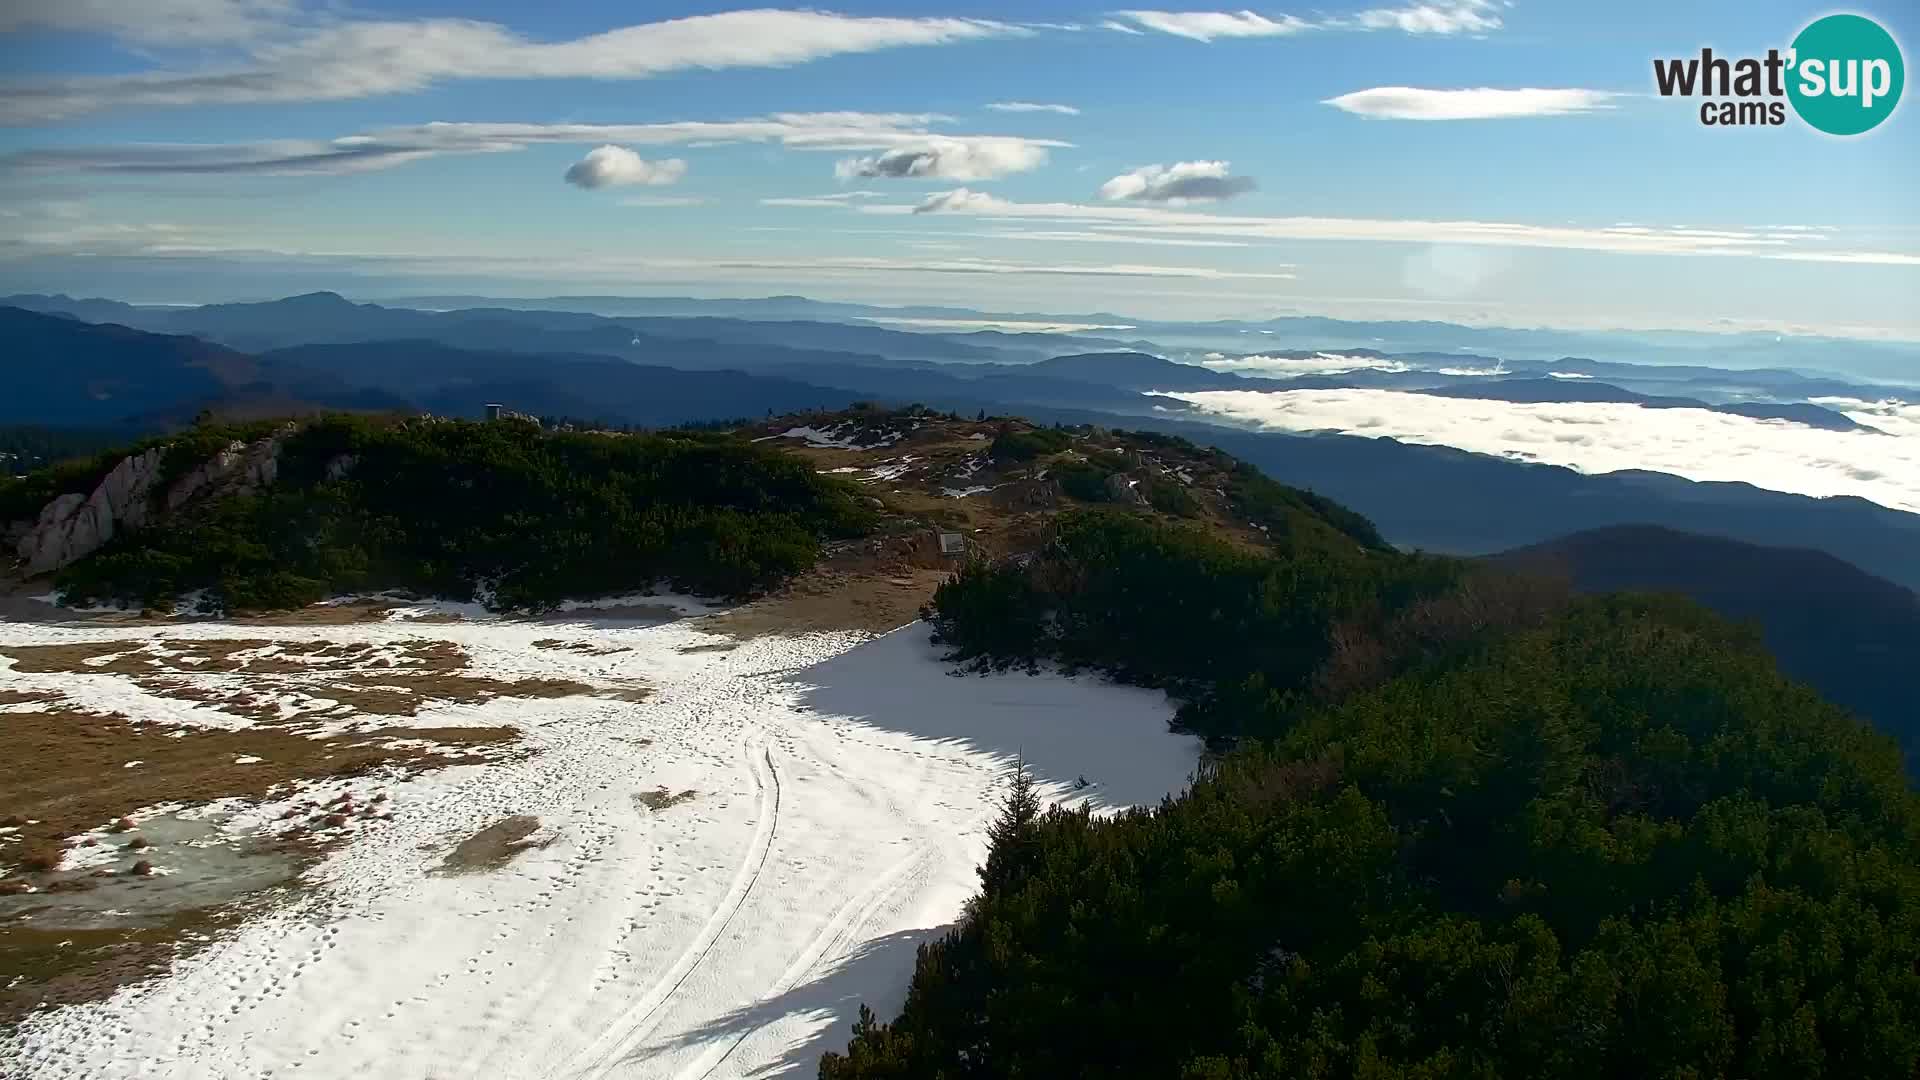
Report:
164,436,282,512
1105,473,1147,505
17,448,164,575
990,477,1060,512
13,430,290,577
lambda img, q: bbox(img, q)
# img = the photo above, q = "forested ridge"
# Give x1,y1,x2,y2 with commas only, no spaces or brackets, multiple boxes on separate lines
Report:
824,510,1920,1078
12,415,875,613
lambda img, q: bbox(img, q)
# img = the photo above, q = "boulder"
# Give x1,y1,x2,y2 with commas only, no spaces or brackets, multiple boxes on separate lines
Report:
990,478,1060,512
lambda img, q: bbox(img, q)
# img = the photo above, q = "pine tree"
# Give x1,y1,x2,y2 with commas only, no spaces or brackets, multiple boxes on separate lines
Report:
979,756,1042,894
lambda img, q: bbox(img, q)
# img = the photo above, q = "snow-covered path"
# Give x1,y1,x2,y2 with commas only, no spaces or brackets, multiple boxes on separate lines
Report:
4,617,1199,1079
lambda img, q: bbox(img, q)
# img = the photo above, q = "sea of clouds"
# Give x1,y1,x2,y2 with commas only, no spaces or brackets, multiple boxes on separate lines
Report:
1156,390,1920,514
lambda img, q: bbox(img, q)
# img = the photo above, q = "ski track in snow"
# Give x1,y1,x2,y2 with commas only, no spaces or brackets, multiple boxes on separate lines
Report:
2,616,1200,1079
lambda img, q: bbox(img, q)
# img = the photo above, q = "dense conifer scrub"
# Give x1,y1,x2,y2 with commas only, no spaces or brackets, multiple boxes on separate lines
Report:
924,509,1461,743
39,415,875,613
828,512,1920,1079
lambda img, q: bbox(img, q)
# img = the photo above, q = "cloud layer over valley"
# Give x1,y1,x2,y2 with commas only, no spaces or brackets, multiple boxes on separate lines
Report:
1159,388,1920,513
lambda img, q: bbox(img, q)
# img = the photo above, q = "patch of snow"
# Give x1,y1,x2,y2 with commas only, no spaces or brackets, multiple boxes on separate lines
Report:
386,599,496,622
123,760,143,769
941,486,993,499
172,589,213,616
57,842,119,873
769,425,859,449
233,756,263,765
28,590,127,614
862,457,917,483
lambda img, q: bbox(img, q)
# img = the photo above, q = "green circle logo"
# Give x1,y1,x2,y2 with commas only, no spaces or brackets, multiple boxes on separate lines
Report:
1787,14,1904,135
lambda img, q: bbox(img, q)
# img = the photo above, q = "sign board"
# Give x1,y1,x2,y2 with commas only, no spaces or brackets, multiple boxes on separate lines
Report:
938,531,967,556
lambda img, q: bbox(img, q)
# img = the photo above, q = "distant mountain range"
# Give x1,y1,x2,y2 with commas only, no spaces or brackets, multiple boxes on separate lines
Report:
5,295,1917,593
14,289,1920,385
0,305,408,427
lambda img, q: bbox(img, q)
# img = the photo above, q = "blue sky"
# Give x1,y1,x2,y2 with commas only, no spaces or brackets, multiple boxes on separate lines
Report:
0,1,1914,336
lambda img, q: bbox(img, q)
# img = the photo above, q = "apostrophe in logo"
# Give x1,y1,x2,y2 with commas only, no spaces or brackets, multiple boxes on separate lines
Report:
1652,12,1904,135
1788,14,1903,135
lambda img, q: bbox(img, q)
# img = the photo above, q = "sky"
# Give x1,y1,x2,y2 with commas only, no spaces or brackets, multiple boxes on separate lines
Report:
0,1,1915,337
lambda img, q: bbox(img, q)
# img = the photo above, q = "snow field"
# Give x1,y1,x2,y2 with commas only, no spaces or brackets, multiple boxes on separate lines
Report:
2,616,1200,1078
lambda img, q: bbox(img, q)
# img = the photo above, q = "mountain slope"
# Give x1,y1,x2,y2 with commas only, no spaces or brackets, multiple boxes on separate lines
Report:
825,511,1920,1079
2,305,422,428
1019,351,1251,390
1495,524,1919,759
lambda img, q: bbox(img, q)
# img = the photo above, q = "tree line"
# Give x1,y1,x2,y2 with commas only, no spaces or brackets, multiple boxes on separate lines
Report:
825,509,1920,1078
41,414,875,613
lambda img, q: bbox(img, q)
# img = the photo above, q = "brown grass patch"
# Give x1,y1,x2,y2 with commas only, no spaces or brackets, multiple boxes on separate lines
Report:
699,566,952,638
365,726,519,747
531,638,633,656
0,689,62,706
231,600,404,625
0,706,516,878
124,671,598,725
676,640,739,654
435,815,552,874
0,901,270,1026
593,687,654,703
307,674,595,716
2,637,468,677
634,788,697,812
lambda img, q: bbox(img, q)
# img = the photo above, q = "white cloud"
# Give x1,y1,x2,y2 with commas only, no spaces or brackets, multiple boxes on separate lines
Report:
562,146,685,189
1812,398,1920,439
1111,2,1499,40
1098,160,1256,203
3,10,1027,121
1199,353,1411,376
1158,388,1920,513
834,138,1052,181
2,116,1069,181
980,229,1252,248
1108,10,1311,41
863,192,1920,264
1324,87,1622,120
1344,1,1501,34
912,188,1013,214
759,191,889,207
986,101,1081,115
